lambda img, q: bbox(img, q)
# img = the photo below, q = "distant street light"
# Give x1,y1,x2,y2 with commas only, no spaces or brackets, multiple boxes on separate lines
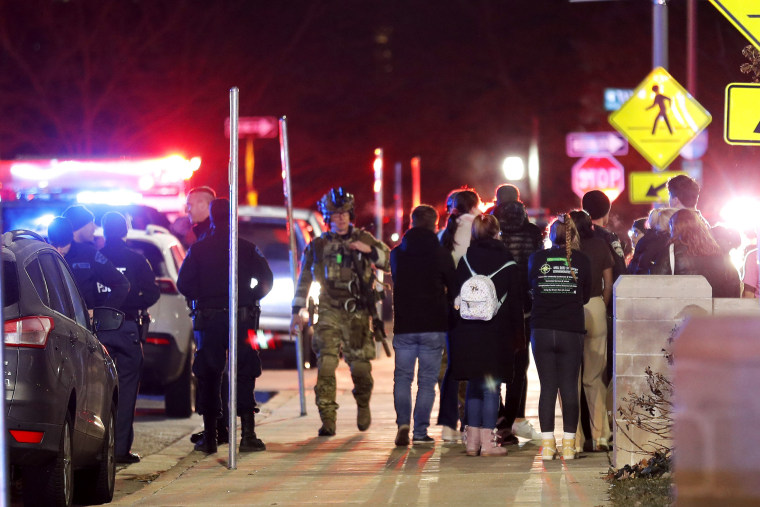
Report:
501,156,525,181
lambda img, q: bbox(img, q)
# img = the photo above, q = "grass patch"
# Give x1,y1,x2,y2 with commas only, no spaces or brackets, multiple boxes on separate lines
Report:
609,475,672,506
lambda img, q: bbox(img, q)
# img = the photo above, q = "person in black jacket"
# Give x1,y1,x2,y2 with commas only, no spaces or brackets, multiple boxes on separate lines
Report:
491,190,544,444
390,205,457,446
529,214,591,461
177,199,273,455
54,207,130,310
186,186,217,243
448,214,524,457
98,212,161,464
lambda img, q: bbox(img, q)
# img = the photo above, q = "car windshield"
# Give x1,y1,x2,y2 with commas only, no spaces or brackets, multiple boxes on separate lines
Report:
127,240,169,278
238,220,300,263
3,259,19,306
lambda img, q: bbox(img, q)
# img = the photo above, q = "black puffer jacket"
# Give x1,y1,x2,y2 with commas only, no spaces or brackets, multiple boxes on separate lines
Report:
650,243,741,297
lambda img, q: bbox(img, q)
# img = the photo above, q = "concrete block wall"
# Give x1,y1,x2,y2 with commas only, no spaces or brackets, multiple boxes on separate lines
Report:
612,276,760,470
612,275,712,468
673,316,760,505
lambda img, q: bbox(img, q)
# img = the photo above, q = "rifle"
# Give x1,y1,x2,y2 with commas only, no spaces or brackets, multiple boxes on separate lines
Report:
349,249,392,358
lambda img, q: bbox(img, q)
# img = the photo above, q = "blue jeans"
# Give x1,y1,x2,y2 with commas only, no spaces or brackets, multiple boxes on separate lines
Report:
465,377,501,429
393,332,446,439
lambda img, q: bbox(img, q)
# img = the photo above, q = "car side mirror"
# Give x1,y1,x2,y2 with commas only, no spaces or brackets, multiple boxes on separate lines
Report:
92,307,125,333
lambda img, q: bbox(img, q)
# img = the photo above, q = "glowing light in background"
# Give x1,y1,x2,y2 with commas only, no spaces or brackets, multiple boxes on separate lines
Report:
77,190,144,205
502,156,525,181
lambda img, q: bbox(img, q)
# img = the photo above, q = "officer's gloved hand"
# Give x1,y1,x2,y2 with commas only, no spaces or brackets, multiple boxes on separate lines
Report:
290,313,304,336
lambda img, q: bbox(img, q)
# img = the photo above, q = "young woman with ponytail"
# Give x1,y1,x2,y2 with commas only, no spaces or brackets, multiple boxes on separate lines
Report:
527,213,591,461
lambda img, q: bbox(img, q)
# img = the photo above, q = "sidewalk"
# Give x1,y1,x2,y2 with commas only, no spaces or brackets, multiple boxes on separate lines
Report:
114,354,612,506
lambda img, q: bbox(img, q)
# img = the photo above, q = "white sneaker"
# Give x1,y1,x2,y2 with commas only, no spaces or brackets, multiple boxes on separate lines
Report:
442,425,460,442
512,419,541,441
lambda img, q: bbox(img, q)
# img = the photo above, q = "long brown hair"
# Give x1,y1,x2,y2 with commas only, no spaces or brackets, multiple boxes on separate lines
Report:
669,209,720,256
549,213,580,281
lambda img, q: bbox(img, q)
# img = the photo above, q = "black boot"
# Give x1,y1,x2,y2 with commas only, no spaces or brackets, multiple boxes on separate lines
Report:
239,413,266,452
194,415,218,454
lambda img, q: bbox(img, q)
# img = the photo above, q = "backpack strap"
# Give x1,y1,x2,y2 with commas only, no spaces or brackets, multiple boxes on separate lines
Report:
669,243,675,275
488,260,516,279
462,254,476,276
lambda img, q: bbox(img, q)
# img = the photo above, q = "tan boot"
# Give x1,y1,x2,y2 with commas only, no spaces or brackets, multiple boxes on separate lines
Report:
541,438,557,461
479,428,507,457
464,426,481,456
562,438,577,460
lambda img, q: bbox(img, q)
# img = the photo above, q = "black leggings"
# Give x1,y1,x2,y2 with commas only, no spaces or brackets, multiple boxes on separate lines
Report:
530,328,584,434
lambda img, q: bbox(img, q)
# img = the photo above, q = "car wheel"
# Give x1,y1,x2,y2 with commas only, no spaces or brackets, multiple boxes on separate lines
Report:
164,343,195,418
23,412,74,507
75,402,116,505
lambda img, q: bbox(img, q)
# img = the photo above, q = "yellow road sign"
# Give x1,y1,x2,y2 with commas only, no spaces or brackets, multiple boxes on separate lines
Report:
725,83,760,145
609,67,712,170
708,0,760,51
629,170,688,204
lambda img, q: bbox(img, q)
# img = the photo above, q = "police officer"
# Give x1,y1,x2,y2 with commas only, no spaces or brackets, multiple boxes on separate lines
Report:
290,188,390,437
57,206,130,310
98,212,161,464
177,198,273,454
184,186,231,447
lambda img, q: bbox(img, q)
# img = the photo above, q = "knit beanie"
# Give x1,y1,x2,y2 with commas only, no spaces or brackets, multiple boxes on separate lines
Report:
47,217,74,248
101,211,129,239
582,190,611,220
495,184,520,205
62,205,95,232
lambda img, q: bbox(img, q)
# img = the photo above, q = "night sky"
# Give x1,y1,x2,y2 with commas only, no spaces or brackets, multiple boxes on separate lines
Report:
1,0,758,241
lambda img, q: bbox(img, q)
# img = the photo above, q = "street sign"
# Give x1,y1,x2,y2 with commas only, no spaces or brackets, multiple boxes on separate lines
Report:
604,88,634,111
566,131,628,157
609,67,711,170
629,170,687,204
571,155,625,201
724,83,760,145
224,116,278,139
708,0,760,51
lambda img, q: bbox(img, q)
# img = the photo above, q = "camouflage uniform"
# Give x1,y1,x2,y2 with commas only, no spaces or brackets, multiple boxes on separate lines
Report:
294,226,389,433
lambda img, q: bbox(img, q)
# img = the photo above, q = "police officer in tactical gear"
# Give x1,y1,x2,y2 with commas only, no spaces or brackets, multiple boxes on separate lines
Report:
177,198,273,454
290,187,390,437
57,206,130,310
98,212,161,464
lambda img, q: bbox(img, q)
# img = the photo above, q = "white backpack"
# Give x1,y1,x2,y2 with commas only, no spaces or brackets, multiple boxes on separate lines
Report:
455,255,516,321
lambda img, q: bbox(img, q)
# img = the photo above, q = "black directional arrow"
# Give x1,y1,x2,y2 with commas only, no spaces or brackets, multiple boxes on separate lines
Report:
646,181,668,197
755,120,760,134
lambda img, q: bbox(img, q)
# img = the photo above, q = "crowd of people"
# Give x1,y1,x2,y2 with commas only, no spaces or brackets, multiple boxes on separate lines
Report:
43,174,754,463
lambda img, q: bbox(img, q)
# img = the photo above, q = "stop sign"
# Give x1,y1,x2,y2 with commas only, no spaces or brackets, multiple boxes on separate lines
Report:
571,155,625,201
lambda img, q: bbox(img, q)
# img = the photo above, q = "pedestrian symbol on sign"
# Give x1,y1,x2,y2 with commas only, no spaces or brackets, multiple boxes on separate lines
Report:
647,85,673,135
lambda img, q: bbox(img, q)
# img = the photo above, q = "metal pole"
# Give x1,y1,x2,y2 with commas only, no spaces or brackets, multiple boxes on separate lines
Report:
228,87,240,470
653,0,668,70
0,210,9,505
411,157,421,210
394,161,403,240
279,116,307,416
373,149,384,354
687,0,697,96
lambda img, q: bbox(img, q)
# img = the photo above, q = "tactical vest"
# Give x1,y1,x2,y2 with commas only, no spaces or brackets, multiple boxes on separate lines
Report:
311,231,370,302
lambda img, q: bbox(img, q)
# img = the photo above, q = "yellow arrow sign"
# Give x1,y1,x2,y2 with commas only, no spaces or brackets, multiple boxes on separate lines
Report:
609,67,711,170
725,83,760,145
709,0,760,51
629,171,688,204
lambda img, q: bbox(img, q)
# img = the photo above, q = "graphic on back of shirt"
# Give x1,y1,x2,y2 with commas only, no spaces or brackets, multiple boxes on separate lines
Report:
536,257,579,295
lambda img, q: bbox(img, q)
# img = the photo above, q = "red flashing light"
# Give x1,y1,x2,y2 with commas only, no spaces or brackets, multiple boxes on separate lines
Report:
145,336,171,346
10,430,44,444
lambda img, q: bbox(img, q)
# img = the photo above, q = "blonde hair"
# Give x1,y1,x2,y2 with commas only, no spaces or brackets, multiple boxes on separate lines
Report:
471,214,500,241
549,213,580,281
647,207,677,232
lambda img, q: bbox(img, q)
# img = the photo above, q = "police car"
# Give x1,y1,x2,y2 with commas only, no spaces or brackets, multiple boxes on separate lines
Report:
237,205,325,368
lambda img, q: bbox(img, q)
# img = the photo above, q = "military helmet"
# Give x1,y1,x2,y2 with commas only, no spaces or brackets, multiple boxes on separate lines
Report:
318,187,355,221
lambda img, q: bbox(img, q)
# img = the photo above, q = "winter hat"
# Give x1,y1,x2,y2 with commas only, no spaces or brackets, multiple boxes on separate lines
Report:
582,190,611,220
209,198,230,227
101,211,129,239
47,217,74,248
495,184,520,205
62,205,95,232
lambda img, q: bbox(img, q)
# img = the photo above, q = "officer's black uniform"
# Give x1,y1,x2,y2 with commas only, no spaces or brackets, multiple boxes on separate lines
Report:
65,240,130,309
98,212,161,462
177,199,273,454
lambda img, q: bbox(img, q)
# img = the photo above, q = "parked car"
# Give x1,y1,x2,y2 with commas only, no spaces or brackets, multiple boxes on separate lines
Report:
3,230,123,506
95,224,195,418
237,205,326,368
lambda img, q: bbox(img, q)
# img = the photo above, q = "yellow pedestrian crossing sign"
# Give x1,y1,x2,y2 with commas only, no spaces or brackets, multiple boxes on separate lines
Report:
725,83,760,145
708,0,760,51
629,170,687,204
609,67,712,170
